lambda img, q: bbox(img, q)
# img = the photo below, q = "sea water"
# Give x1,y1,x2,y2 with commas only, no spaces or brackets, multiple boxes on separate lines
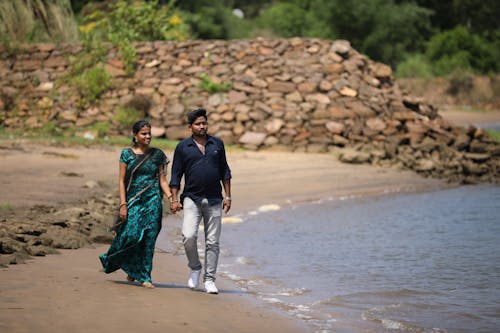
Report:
218,185,500,333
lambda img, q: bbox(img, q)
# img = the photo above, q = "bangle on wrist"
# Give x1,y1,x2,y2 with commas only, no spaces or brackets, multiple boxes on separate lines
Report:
170,199,179,203
225,196,232,201
119,202,127,207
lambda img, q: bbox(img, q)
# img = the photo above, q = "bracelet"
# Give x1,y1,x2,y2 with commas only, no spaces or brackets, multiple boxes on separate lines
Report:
170,200,179,204
119,202,127,208
225,196,232,201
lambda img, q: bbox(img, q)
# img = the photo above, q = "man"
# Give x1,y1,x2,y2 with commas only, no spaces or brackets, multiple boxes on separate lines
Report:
169,108,232,294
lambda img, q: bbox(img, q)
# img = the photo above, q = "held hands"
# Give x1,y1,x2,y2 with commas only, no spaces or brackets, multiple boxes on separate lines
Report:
169,200,182,214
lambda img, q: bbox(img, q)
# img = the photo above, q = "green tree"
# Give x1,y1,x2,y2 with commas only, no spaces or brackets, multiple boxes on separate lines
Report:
399,0,500,36
425,25,499,75
258,0,432,66
176,0,252,39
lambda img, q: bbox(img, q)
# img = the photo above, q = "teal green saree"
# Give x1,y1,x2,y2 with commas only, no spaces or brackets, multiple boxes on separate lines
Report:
99,148,168,283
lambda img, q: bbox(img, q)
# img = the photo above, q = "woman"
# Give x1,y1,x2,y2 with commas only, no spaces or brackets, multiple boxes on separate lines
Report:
99,120,172,288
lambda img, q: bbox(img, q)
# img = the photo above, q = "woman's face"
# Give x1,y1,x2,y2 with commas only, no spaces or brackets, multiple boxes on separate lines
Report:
135,126,151,146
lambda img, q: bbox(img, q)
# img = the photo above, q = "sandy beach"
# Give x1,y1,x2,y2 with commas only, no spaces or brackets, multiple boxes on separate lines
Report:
0,109,496,333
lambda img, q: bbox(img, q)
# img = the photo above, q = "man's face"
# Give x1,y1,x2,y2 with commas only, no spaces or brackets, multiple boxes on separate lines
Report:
189,116,208,137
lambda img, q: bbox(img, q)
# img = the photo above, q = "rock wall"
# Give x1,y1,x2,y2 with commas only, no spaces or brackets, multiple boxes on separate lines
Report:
0,38,498,183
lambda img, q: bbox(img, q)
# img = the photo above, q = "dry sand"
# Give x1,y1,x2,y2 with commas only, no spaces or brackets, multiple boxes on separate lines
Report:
0,108,495,333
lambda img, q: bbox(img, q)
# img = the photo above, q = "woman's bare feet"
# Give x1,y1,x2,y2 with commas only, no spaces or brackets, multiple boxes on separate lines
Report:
142,282,155,289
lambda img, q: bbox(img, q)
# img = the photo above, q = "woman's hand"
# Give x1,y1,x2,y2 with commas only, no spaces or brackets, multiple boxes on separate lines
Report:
119,205,128,220
169,200,182,214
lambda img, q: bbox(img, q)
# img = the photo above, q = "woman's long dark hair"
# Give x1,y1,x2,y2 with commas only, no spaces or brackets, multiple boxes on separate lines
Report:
131,119,151,146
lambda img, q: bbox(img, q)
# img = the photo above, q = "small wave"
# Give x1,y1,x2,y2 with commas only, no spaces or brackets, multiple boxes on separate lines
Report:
235,256,256,265
381,319,406,330
363,305,449,333
222,216,243,224
260,287,311,297
262,297,283,304
258,204,281,212
319,289,434,305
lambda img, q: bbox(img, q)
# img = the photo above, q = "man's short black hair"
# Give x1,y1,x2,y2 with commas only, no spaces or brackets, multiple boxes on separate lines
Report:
187,108,207,125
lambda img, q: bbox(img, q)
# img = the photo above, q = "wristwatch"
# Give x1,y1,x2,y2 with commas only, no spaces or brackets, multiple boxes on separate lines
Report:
225,196,232,201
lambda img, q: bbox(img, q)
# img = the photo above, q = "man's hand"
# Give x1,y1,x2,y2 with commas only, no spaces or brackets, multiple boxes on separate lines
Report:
170,201,183,213
223,197,231,213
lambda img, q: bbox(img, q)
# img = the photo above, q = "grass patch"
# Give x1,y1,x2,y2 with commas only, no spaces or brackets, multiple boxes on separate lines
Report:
0,129,241,152
0,202,12,210
198,73,232,94
486,129,500,142
0,129,179,151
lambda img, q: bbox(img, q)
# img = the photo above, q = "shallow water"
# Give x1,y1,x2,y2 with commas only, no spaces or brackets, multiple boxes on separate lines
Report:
219,185,500,333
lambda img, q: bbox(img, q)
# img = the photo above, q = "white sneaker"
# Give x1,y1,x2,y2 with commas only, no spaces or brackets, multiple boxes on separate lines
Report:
204,280,219,294
187,270,201,289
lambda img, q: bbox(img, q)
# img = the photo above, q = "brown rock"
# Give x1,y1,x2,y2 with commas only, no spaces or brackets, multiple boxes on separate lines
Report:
366,118,386,132
372,63,392,79
326,121,345,134
238,132,267,145
329,106,353,119
265,118,284,134
269,81,296,93
166,125,188,140
294,83,315,95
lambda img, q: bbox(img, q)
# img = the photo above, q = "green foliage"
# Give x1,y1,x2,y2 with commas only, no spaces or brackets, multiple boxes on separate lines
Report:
80,0,190,42
0,0,79,43
73,65,111,107
115,106,143,130
38,121,63,136
0,202,12,210
425,26,500,76
182,2,252,39
198,73,232,94
79,0,191,75
485,129,500,142
89,121,110,138
116,39,137,76
396,54,433,78
69,39,108,76
257,3,306,38
257,0,432,66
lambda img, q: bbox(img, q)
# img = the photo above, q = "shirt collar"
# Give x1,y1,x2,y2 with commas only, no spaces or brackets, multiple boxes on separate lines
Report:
187,135,214,146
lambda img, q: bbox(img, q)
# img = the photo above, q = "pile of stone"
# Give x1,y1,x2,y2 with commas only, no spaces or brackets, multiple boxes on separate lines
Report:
0,38,498,183
0,195,116,266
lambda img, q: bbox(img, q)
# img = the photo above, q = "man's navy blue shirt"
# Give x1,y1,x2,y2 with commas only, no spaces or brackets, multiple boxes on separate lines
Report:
169,135,231,205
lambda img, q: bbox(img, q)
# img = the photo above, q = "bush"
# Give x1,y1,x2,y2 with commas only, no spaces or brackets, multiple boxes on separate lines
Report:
115,106,143,130
89,121,110,138
396,54,433,78
73,65,111,107
80,0,190,42
198,73,232,94
257,3,307,38
426,26,499,75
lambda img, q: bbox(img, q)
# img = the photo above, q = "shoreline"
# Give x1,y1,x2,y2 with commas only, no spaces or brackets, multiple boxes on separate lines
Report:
0,141,452,333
